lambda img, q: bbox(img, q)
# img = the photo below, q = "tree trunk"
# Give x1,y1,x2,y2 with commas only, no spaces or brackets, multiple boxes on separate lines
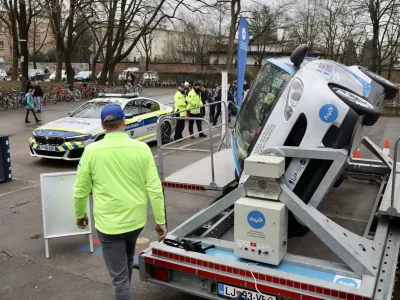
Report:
146,56,149,71
91,60,97,83
99,61,109,85
33,58,37,69
108,63,116,85
19,38,29,92
65,56,74,85
11,43,18,80
226,16,236,73
371,19,379,73
55,40,63,81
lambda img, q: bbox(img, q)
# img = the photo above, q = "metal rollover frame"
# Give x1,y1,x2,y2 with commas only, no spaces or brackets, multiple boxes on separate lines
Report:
140,136,400,300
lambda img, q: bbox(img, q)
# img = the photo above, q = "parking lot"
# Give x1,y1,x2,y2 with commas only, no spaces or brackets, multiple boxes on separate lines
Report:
1,87,400,300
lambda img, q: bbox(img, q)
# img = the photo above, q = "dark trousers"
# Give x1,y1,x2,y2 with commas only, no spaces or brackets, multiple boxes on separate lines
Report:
25,109,38,122
97,227,143,300
209,102,215,122
174,119,185,140
213,103,231,125
189,113,202,135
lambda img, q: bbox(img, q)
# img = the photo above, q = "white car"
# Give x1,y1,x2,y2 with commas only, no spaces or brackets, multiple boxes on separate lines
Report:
142,71,159,85
0,69,7,80
49,70,67,81
117,68,140,82
29,94,175,160
232,45,399,237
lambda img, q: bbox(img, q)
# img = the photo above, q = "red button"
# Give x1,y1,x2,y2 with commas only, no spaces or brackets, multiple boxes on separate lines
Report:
251,249,255,252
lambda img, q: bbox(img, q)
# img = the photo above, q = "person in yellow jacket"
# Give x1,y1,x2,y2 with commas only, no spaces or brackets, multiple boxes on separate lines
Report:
73,104,167,300
174,82,187,140
187,81,207,139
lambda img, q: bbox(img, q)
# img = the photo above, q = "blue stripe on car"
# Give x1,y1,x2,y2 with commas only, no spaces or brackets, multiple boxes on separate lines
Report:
33,129,86,137
331,61,371,97
267,58,295,74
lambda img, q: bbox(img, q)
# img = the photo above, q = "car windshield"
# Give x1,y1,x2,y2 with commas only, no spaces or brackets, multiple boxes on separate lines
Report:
70,102,122,119
77,71,89,76
233,61,291,173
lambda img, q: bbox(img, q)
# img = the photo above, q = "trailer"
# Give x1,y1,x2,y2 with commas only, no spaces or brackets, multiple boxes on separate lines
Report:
139,49,400,299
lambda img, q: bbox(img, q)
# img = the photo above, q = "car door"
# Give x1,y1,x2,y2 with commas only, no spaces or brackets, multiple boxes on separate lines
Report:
123,100,144,139
138,98,161,142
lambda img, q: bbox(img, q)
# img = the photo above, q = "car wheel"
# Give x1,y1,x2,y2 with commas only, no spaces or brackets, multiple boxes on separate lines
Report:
331,85,381,126
160,121,171,145
333,176,344,188
359,67,399,100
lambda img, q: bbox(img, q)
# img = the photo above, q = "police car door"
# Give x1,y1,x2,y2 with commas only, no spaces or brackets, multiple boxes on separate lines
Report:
123,100,144,139
139,99,160,142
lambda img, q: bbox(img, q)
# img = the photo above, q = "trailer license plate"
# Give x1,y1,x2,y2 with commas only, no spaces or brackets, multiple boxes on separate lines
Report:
218,283,276,300
39,145,56,151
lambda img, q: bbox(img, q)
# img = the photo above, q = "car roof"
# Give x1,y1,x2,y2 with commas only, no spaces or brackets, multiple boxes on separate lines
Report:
88,96,160,105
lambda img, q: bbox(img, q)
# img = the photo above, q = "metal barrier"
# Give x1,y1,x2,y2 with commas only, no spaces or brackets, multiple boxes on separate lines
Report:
156,101,230,183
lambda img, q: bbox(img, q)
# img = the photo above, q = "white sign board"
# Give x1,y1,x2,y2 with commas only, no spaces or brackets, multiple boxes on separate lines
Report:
41,172,93,258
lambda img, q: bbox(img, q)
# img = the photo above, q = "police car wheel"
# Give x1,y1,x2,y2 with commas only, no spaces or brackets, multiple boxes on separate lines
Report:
359,67,399,100
331,85,381,126
161,122,171,145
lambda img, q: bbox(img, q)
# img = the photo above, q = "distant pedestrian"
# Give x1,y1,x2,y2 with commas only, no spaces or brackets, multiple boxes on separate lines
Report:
173,82,187,141
33,82,43,113
208,84,217,123
25,88,41,124
212,85,222,126
200,84,207,118
187,81,207,139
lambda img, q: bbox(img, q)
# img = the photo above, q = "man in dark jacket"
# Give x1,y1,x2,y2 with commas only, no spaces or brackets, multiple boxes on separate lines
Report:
33,82,43,113
212,85,222,126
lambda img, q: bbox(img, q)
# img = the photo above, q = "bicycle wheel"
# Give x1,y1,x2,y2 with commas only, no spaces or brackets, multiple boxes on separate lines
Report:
0,98,8,111
7,96,18,109
134,85,142,93
50,92,59,104
73,89,82,101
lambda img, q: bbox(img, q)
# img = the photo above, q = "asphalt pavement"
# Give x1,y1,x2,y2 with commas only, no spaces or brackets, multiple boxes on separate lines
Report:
0,88,400,300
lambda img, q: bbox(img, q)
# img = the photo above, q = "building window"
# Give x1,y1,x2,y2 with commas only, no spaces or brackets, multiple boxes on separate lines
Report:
0,42,4,49
0,57,5,62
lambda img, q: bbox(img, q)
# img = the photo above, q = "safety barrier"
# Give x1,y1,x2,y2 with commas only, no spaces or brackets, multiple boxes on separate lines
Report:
155,101,230,184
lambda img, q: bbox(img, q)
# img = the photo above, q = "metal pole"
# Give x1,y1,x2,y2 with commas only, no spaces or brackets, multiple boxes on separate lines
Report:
221,71,228,144
156,116,165,180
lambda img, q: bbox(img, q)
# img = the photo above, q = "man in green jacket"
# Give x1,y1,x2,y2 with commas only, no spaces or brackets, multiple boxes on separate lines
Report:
73,104,167,300
187,81,207,139
173,82,187,141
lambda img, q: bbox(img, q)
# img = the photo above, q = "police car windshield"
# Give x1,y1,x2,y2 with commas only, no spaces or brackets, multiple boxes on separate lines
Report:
233,62,291,173
70,102,122,119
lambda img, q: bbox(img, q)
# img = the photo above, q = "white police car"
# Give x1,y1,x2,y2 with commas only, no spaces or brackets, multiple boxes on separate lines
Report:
29,93,175,160
232,44,399,236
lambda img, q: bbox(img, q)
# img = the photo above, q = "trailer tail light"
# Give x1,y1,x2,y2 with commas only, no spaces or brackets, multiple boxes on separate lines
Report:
151,266,171,282
162,181,205,191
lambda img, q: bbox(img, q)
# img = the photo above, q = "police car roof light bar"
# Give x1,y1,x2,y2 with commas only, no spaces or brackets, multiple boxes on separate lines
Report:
97,93,139,98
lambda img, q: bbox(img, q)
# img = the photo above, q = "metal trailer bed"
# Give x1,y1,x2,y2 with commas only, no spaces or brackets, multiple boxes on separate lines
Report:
139,83,400,299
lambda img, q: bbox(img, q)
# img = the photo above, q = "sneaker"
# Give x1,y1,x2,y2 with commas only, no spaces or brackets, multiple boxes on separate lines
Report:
199,134,207,138
190,136,195,139
25,120,31,124
36,119,41,123
36,110,41,113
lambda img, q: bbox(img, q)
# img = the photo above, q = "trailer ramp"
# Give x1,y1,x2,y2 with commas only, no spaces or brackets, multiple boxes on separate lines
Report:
162,148,235,191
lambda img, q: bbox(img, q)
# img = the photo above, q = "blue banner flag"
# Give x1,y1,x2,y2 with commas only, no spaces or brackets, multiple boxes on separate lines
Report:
236,17,249,112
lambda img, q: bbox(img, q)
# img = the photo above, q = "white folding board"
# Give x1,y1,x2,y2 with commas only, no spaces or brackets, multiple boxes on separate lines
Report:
40,171,93,258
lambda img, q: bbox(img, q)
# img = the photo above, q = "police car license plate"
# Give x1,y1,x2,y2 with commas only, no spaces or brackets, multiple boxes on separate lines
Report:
218,283,276,300
39,145,56,151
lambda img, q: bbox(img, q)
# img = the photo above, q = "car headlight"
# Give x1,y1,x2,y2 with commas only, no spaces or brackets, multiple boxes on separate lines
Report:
65,134,91,142
331,86,374,109
284,77,304,120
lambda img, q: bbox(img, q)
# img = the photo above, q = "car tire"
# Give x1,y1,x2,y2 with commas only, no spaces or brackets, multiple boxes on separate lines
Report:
359,67,399,100
331,85,381,126
161,121,171,145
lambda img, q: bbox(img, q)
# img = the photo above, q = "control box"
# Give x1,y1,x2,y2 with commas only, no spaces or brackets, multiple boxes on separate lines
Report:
244,155,285,178
234,196,287,265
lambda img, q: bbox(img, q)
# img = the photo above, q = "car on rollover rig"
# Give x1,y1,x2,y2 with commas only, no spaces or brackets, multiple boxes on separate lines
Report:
232,44,399,237
29,93,175,160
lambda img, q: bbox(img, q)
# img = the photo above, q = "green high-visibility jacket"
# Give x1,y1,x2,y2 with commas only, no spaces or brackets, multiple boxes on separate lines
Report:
187,89,202,114
73,132,165,235
174,90,187,117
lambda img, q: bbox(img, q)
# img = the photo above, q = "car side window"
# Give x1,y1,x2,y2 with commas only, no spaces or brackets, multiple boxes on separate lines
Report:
123,100,140,116
141,99,160,113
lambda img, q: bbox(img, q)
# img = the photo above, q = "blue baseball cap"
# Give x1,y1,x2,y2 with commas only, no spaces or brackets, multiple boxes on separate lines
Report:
101,104,125,123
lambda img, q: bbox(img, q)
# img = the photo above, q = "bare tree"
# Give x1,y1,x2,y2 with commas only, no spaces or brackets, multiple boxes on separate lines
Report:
30,14,51,69
0,7,19,79
139,31,155,71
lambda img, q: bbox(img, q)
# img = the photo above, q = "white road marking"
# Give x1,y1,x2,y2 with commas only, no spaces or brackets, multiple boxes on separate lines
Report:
0,184,40,198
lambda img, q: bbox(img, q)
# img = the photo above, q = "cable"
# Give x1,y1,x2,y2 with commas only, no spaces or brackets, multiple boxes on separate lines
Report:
246,262,262,294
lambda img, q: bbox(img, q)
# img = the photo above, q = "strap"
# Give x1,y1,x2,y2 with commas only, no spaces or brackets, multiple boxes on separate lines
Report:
163,238,215,254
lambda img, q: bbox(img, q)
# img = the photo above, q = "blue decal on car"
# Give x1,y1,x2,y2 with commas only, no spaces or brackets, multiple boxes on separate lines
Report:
334,277,359,287
300,159,306,165
319,104,338,123
247,210,266,229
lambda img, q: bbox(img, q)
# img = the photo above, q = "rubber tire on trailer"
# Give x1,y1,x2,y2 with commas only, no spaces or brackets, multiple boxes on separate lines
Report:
359,67,400,100
333,176,344,188
332,85,381,126
161,121,171,145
